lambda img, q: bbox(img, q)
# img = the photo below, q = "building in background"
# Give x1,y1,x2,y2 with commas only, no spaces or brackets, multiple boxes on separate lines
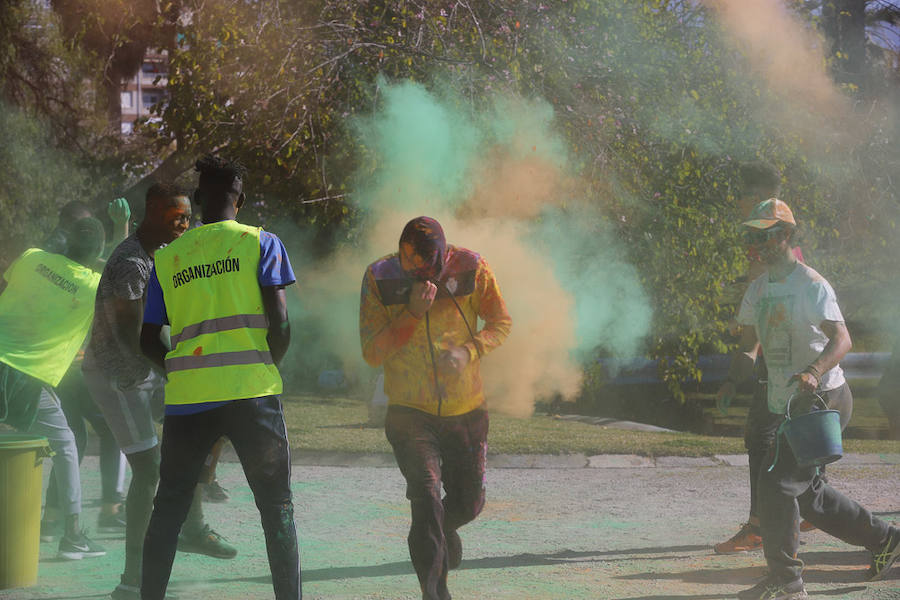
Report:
120,50,168,134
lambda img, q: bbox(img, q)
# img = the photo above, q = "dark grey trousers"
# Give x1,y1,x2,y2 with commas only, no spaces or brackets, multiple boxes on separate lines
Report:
745,381,781,519
758,383,895,582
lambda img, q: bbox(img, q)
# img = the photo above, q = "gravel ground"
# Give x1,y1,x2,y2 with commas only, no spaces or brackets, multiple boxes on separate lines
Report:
2,456,898,600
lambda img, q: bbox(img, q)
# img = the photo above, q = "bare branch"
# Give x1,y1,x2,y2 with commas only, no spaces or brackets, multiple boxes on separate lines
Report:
299,193,346,204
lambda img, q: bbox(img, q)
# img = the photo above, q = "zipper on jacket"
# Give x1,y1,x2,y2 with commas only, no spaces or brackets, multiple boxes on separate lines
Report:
425,311,442,416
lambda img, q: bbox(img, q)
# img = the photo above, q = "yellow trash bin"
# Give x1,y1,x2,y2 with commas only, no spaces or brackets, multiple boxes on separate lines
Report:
0,434,51,590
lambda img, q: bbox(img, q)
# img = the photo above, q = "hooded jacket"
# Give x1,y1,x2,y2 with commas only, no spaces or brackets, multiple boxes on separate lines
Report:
359,245,511,416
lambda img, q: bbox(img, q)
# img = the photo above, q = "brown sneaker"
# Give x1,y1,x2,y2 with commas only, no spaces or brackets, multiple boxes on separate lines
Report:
799,520,816,532
715,522,763,554
177,524,237,559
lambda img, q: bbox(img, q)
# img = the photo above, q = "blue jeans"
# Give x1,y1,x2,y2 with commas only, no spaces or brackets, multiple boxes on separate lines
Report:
31,387,83,516
141,396,300,600
0,362,82,517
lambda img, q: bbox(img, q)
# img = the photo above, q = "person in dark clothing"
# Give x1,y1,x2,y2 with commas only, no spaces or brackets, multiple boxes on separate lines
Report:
83,182,236,600
40,198,131,539
139,155,300,600
875,337,900,440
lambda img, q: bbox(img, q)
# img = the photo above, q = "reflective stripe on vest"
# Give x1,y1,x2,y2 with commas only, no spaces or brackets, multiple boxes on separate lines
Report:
166,349,274,373
154,221,282,405
170,314,269,347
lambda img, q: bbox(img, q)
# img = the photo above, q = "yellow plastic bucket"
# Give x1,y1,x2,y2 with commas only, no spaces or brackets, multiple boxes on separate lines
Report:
0,434,51,590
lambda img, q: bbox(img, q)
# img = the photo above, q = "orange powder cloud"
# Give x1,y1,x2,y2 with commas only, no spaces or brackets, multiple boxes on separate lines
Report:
300,150,584,417
702,0,863,153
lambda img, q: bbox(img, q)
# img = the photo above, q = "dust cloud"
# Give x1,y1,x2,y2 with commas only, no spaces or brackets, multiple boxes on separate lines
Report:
296,79,652,416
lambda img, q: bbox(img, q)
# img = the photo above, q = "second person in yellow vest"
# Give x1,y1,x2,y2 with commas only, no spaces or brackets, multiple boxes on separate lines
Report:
0,217,107,560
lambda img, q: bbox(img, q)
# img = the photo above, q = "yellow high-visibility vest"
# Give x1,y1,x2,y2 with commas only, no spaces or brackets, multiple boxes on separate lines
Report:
154,221,282,405
0,248,100,386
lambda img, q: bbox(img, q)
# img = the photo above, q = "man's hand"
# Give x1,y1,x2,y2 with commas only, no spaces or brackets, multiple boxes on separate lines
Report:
788,370,819,394
716,381,736,416
407,280,437,319
438,345,470,376
107,197,131,225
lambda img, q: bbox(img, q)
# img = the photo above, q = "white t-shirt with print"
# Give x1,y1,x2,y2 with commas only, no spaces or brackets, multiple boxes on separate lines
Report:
737,262,845,414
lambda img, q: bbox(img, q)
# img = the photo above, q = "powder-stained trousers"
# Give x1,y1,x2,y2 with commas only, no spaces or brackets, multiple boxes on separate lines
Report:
385,405,489,600
758,383,895,582
141,395,300,600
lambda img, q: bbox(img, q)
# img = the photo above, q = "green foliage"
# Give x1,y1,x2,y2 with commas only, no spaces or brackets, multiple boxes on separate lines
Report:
4,0,900,408
0,1,149,267
0,98,145,268
280,393,899,455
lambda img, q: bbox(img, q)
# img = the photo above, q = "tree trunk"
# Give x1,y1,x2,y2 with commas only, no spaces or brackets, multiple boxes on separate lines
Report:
103,74,123,133
822,0,868,89
120,148,196,211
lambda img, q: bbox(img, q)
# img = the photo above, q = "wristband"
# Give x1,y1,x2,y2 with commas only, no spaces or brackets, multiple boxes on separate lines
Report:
802,365,821,379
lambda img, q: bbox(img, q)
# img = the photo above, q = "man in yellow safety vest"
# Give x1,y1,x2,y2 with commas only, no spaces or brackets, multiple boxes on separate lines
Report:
139,155,300,600
0,217,107,560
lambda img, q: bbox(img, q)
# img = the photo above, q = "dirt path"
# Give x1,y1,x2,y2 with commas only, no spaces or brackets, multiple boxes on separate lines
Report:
3,457,899,599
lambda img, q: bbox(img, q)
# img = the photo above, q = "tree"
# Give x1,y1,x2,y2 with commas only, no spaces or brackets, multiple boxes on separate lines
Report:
0,1,132,267
49,0,178,129
795,1,900,92
3,0,900,409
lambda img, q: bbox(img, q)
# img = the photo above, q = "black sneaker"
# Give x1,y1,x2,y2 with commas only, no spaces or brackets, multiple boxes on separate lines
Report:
177,524,237,559
869,529,900,581
446,529,462,570
737,576,807,600
110,576,178,599
98,509,127,533
202,480,230,504
58,529,106,560
109,581,141,600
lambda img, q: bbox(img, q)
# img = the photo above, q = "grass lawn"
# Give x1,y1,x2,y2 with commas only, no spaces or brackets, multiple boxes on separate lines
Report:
282,394,900,457
697,379,892,438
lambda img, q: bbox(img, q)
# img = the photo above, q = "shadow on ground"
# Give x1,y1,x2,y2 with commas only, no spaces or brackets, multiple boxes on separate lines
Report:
20,595,109,600
614,589,867,600
617,549,896,586
178,544,712,587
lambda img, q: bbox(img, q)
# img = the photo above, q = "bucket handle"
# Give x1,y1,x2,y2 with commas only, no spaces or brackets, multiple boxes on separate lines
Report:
783,391,828,420
768,392,828,472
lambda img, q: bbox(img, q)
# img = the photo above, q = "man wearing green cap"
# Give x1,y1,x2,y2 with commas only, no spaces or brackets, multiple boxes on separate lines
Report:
720,198,900,599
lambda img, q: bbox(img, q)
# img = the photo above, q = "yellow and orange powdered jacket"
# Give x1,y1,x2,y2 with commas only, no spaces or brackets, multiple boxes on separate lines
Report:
359,245,511,417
